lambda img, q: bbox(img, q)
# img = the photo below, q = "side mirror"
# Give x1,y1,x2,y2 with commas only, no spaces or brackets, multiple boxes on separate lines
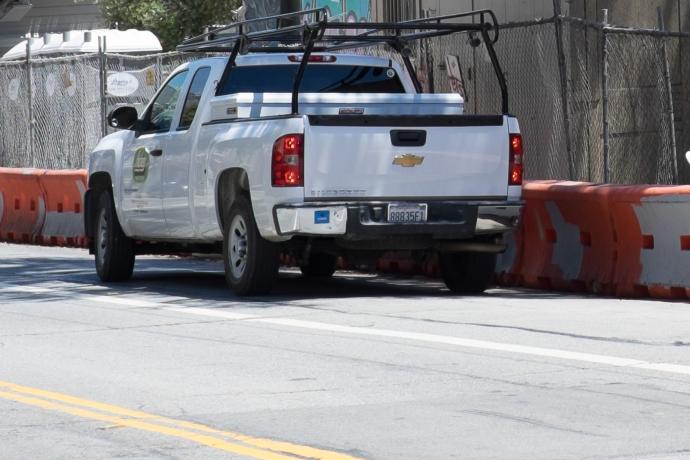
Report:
107,106,138,130
686,151,690,166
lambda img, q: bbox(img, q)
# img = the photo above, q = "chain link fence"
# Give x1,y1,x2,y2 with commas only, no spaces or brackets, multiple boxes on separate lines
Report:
29,55,102,169
1,15,689,184
0,51,208,170
411,17,689,184
605,31,679,184
0,61,31,168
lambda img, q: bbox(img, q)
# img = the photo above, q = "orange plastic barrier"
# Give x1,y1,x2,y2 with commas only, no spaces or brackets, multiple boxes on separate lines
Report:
509,181,690,300
518,182,618,294
494,223,524,286
0,168,46,244
609,185,690,299
38,170,88,247
516,181,559,290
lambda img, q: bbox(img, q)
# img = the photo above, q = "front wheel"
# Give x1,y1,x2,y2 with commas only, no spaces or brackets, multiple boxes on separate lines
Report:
439,252,496,294
223,196,279,296
93,191,135,282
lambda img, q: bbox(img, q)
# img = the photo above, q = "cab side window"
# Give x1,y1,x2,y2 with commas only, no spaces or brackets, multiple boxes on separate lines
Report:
179,67,211,130
145,71,188,132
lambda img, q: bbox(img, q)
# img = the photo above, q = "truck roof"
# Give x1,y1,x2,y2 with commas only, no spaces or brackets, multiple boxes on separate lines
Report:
171,53,414,95
193,53,395,68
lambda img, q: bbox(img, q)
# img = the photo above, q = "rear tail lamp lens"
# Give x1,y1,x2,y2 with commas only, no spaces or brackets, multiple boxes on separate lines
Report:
509,134,524,186
272,134,304,187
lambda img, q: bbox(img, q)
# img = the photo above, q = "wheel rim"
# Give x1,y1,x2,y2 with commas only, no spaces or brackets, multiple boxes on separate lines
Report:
229,214,248,279
96,207,108,268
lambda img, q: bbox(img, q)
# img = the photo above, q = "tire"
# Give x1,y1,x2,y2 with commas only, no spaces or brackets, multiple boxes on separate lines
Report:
439,252,496,294
300,253,337,278
93,191,135,282
223,196,279,296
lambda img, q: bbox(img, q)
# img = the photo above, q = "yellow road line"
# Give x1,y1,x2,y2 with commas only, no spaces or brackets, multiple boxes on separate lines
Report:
0,380,360,460
172,419,359,460
0,390,295,459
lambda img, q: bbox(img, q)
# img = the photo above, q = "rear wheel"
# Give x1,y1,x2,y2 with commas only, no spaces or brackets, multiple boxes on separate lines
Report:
94,191,135,282
300,253,337,278
223,196,279,296
439,252,496,294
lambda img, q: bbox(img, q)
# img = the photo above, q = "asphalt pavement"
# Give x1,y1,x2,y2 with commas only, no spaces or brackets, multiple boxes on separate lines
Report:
1,243,690,459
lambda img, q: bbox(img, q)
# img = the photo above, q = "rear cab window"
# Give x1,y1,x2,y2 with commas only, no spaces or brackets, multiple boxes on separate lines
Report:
218,64,405,95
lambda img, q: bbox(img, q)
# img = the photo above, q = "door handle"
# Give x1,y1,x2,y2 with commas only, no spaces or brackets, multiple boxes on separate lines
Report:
390,130,427,147
149,148,163,157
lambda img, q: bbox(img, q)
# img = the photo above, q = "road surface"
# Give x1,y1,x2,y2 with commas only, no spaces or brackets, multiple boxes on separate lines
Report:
1,244,689,459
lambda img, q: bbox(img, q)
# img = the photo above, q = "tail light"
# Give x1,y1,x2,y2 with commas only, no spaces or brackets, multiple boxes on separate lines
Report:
509,133,524,186
272,134,304,187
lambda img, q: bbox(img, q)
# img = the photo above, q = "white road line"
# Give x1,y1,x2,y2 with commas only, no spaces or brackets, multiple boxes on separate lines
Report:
0,284,255,319
1,285,163,308
3,283,690,376
249,317,661,369
3,285,54,294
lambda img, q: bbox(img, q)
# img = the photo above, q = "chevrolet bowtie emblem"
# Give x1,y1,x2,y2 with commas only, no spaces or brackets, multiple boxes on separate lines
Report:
392,154,425,167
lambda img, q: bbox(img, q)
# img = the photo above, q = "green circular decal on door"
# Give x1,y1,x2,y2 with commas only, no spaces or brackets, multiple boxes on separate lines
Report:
133,148,150,183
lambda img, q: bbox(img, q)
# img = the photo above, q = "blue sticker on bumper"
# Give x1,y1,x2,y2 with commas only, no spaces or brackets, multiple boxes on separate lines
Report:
314,210,330,224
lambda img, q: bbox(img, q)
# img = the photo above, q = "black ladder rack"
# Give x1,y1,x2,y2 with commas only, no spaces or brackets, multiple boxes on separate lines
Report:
177,8,508,115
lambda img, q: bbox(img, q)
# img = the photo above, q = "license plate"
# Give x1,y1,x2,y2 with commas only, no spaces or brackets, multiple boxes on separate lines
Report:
387,204,428,223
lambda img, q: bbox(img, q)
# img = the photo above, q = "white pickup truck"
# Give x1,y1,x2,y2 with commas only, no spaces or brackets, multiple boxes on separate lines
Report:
84,9,523,295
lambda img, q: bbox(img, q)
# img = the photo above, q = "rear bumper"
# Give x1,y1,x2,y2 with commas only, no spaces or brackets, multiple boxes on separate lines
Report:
273,201,522,239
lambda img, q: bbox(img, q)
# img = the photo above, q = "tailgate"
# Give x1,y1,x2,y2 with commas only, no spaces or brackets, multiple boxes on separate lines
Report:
304,115,510,200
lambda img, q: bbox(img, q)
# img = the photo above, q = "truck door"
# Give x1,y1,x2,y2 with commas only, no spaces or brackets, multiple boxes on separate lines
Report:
121,70,189,238
163,66,212,238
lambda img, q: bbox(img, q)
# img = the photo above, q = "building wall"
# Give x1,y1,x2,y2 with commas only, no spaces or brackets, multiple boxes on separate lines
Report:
0,0,104,55
370,0,556,23
416,0,555,23
570,0,686,32
371,0,688,32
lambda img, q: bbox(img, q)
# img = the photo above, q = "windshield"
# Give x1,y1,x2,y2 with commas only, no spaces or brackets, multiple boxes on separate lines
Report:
219,64,406,94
